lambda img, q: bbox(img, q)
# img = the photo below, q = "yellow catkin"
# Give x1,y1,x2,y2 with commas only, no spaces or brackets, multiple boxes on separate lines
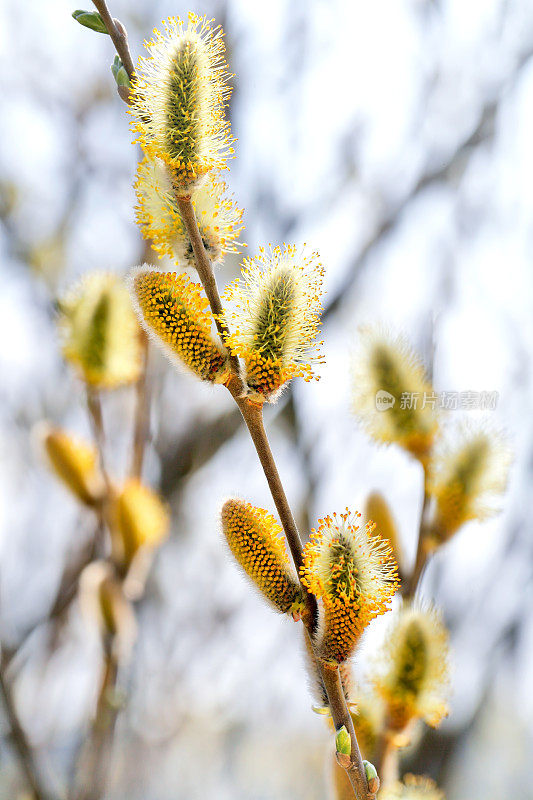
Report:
352,326,438,462
128,266,230,383
109,479,170,569
378,774,444,800
221,498,305,616
365,491,403,574
301,510,399,664
41,425,104,506
58,272,142,389
135,156,243,267
223,245,325,402
130,13,234,193
373,604,449,731
79,562,137,655
428,422,511,541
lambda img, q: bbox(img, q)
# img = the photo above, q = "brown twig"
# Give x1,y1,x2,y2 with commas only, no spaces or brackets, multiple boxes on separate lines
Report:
86,388,111,496
176,196,242,379
129,329,150,479
0,653,51,800
91,0,135,81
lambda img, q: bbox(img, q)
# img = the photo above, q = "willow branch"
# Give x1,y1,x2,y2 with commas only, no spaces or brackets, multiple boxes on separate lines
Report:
91,0,135,81
0,653,51,800
180,196,372,800
320,660,378,799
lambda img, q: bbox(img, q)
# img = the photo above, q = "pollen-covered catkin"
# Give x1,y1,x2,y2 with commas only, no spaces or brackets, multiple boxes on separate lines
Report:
372,604,449,731
135,156,243,267
221,498,305,616
352,327,438,461
224,245,325,402
109,479,170,569
58,272,142,389
301,510,399,664
130,14,234,193
128,266,230,383
428,421,511,541
40,425,104,507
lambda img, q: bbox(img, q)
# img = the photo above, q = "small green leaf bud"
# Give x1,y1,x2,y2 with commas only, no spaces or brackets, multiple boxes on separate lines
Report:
335,725,351,756
111,56,130,88
72,10,109,34
363,761,380,795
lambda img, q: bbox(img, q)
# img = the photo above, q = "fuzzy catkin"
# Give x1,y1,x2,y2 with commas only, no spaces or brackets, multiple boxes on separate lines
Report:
221,499,305,616
59,272,142,389
373,604,449,730
224,245,325,401
129,267,229,383
352,327,438,461
130,14,234,193
301,511,399,664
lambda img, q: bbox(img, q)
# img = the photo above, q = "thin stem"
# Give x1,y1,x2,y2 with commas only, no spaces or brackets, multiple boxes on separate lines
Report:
86,388,111,495
0,655,50,800
91,0,135,81
403,464,432,601
176,196,242,378
229,386,317,627
320,661,377,799
129,329,150,479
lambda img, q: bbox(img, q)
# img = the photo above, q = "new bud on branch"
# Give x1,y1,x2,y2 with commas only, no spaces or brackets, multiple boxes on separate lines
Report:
135,156,243,268
129,266,230,383
301,511,399,664
221,499,306,617
130,13,234,193
224,245,325,402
